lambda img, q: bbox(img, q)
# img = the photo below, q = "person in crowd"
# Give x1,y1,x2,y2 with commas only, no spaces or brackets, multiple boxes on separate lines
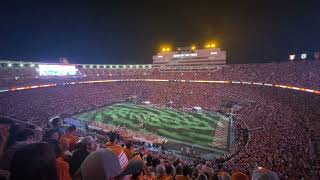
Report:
174,164,182,177
231,172,249,180
51,118,65,137
61,125,78,151
105,133,117,147
0,128,35,170
217,171,231,180
155,165,167,180
43,129,60,141
74,148,144,180
149,158,160,176
46,139,71,180
251,168,279,180
9,142,59,180
164,163,174,180
69,136,96,176
146,155,153,167
197,173,208,180
0,117,14,179
0,117,14,156
176,165,191,180
124,141,134,159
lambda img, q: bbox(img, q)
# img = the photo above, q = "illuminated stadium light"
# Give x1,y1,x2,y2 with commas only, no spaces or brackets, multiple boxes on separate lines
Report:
289,54,295,61
191,45,196,50
19,63,24,67
8,63,12,67
301,53,307,59
161,46,171,52
205,43,216,48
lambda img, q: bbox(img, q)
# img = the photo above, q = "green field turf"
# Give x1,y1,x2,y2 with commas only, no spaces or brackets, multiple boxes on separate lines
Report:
74,103,227,148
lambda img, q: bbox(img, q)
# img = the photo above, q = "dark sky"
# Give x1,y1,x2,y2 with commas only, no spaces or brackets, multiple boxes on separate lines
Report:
0,0,320,64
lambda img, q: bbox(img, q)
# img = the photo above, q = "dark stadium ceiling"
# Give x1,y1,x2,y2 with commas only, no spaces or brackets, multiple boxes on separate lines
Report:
0,0,319,64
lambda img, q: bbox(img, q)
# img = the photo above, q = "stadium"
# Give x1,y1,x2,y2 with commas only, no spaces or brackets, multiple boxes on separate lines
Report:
1,44,320,179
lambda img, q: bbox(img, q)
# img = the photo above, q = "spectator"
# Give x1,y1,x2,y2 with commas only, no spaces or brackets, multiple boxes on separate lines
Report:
74,148,143,180
61,125,78,151
105,133,117,147
124,141,134,159
231,172,249,180
164,163,174,180
251,168,279,180
69,136,95,176
9,142,58,180
0,128,35,170
44,129,60,141
46,139,71,180
176,165,192,180
197,173,207,180
0,117,14,156
51,118,65,137
156,165,167,180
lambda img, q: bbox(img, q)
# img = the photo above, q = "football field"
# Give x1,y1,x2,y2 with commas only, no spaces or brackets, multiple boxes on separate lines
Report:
74,103,229,149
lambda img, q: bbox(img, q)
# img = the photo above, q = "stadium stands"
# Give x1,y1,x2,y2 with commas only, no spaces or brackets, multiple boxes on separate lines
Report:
0,60,320,179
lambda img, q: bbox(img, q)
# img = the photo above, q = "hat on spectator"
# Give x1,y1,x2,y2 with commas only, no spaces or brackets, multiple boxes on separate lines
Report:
251,168,279,180
75,148,143,180
231,172,249,180
80,136,94,146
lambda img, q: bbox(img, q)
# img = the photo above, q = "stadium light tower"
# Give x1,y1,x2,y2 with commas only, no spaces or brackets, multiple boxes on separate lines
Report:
160,45,171,52
205,43,216,48
289,54,295,61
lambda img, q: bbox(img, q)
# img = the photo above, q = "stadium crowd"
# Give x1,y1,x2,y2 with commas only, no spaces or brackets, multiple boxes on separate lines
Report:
1,60,320,90
0,80,319,179
0,60,320,179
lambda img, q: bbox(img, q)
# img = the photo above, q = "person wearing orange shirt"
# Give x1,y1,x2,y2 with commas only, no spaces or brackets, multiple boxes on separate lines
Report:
175,165,192,180
46,139,71,180
61,125,78,152
156,165,171,180
124,141,134,159
105,133,117,147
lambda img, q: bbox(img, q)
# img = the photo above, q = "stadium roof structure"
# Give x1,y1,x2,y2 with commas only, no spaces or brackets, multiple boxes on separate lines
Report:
0,60,152,69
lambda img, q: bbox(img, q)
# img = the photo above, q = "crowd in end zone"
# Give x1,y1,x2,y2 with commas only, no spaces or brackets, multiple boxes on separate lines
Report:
0,60,320,179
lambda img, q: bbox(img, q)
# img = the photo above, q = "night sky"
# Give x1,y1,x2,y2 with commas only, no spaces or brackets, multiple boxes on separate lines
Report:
0,0,320,64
